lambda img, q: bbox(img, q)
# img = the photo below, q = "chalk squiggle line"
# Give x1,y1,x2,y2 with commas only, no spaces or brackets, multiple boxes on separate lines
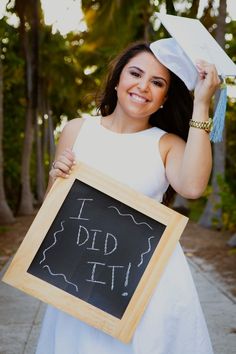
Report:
39,220,65,264
108,206,153,230
137,236,155,267
43,265,79,292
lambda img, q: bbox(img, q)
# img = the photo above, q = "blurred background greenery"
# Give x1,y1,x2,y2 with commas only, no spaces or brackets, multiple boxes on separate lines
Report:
0,0,235,237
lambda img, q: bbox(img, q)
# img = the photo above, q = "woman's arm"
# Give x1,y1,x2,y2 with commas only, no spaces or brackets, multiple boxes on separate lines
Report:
45,118,84,196
161,61,220,199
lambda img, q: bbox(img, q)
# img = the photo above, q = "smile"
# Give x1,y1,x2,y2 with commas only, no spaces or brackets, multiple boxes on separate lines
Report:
129,93,149,103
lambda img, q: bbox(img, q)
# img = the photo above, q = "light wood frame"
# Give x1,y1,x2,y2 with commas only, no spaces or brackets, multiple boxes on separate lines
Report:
2,162,188,343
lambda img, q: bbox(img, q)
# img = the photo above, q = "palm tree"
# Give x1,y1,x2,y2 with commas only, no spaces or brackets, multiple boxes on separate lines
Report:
15,0,40,214
32,0,45,204
0,44,14,223
199,0,227,228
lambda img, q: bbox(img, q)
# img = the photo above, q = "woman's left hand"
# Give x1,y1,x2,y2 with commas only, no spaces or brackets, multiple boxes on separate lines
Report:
194,60,221,106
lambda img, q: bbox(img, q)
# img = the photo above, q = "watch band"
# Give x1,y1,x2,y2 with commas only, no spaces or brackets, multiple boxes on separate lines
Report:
189,118,213,133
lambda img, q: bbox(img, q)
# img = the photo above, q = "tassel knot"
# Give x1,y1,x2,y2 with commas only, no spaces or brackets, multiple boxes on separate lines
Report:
210,80,227,143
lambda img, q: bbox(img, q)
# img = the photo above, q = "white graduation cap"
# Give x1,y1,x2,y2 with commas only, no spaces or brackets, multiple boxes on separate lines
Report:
150,13,236,142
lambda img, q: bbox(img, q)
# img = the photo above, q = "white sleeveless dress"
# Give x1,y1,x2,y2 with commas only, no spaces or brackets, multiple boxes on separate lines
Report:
36,116,214,354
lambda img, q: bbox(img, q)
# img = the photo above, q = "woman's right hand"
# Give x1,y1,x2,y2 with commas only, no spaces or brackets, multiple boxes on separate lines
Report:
49,148,76,180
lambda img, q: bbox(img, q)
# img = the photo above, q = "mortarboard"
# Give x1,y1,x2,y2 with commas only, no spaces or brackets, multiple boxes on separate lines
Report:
150,13,236,142
150,38,198,91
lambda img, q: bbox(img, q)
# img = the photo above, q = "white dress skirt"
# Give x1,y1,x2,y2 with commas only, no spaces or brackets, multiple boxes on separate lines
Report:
36,116,214,354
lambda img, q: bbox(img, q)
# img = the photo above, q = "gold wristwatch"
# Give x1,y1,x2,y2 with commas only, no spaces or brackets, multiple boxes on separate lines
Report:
189,118,213,133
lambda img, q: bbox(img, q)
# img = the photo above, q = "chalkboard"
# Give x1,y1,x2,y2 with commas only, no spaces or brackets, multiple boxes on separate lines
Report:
28,179,166,318
2,162,188,342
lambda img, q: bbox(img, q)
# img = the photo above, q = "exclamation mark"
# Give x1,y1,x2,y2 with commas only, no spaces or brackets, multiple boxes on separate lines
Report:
122,262,131,297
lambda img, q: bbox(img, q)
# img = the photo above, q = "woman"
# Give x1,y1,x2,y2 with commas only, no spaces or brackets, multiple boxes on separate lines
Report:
36,39,219,354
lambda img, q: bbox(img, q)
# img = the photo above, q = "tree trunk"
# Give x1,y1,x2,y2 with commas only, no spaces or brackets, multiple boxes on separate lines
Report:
199,130,226,228
199,0,227,228
0,48,15,224
33,0,45,204
166,0,176,15
48,110,55,166
18,103,34,215
172,195,189,216
40,80,55,178
35,123,45,203
17,2,35,215
189,0,201,18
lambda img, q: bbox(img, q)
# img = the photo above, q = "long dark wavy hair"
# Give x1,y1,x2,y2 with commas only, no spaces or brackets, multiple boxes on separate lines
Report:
97,42,194,205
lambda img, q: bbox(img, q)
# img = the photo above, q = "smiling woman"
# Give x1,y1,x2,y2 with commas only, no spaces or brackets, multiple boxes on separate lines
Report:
98,42,192,142
111,52,170,129
34,36,221,354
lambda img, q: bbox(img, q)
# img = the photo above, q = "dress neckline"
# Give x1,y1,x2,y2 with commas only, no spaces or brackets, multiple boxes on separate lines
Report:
98,116,157,136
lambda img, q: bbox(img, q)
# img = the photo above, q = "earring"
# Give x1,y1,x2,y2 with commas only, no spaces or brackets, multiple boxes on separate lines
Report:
160,105,163,109
114,86,117,91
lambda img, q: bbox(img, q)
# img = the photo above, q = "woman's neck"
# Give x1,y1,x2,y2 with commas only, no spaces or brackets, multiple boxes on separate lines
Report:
102,108,151,134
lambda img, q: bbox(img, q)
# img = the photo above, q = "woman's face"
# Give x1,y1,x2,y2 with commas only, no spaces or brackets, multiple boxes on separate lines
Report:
116,51,170,120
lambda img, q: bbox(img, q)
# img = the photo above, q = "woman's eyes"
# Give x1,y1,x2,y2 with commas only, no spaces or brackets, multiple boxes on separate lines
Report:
152,80,164,87
129,70,141,78
129,71,164,87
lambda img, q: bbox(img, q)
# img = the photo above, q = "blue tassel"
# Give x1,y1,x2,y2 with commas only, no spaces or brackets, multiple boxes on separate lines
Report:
210,81,227,143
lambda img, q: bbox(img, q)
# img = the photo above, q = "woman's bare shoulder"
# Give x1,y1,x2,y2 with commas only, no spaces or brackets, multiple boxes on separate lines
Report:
63,117,85,131
62,117,85,135
58,117,86,148
159,132,185,166
160,132,184,144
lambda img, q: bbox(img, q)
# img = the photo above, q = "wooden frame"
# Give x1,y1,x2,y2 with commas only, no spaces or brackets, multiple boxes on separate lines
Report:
2,162,188,343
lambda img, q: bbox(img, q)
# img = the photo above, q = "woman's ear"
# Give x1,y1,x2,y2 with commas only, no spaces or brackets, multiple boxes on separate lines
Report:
163,95,168,105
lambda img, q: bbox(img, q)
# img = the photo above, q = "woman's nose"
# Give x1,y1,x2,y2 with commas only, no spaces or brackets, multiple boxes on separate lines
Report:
137,79,149,91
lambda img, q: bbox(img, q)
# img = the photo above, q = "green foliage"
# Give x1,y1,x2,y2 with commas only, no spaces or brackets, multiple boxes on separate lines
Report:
0,225,10,233
189,184,212,222
1,18,25,211
189,197,207,222
217,175,236,232
40,27,83,120
0,0,236,221
225,97,236,192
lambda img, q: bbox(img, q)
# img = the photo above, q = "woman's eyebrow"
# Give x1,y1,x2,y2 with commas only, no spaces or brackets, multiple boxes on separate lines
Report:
128,65,168,84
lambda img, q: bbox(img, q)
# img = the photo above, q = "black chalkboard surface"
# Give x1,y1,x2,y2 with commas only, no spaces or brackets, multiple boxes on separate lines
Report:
28,179,166,318
3,162,188,342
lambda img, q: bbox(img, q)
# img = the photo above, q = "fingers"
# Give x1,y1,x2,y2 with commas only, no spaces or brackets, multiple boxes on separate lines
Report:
49,167,70,180
194,60,221,105
195,60,221,88
50,148,76,180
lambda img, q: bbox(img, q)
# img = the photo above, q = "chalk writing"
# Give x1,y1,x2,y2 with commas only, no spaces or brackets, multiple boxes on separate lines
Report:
108,205,153,230
104,233,117,255
28,179,166,318
43,264,79,292
137,236,155,267
108,265,124,290
124,262,131,288
70,198,93,220
86,229,102,251
86,261,106,285
76,226,118,255
121,262,131,297
39,220,65,264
